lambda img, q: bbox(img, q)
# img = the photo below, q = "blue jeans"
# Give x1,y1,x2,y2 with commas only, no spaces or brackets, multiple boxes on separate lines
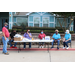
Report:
39,42,44,45
2,36,9,53
8,39,17,47
63,40,71,47
24,42,31,48
52,39,60,47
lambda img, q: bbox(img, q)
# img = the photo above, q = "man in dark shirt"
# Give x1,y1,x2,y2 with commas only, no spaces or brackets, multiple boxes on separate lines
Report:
8,30,17,48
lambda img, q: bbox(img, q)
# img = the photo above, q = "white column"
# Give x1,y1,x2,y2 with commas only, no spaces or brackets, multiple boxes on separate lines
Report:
9,12,13,29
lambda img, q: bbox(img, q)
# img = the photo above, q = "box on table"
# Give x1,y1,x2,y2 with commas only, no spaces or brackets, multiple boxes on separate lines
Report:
14,36,23,41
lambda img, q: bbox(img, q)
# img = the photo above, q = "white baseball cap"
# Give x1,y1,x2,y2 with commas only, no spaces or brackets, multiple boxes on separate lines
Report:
66,30,69,34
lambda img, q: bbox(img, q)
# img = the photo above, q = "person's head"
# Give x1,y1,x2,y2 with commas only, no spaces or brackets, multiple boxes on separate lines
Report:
26,29,30,33
4,22,8,28
55,29,59,34
65,30,69,34
41,30,43,34
13,30,16,32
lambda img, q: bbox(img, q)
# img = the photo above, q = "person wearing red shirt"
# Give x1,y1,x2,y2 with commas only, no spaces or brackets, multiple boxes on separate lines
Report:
38,30,46,48
2,22,9,55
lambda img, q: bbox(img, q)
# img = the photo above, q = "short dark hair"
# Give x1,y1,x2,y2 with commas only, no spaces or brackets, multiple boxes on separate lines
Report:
41,30,43,32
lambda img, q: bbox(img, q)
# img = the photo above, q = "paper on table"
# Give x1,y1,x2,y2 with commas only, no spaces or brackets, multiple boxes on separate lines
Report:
14,34,22,37
22,38,29,41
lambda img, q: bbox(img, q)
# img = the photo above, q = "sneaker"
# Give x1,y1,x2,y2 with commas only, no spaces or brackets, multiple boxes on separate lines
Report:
66,47,69,49
24,48,25,49
14,47,17,48
10,46,14,48
42,46,44,48
4,52,9,55
57,47,59,50
39,46,41,48
63,47,65,49
51,46,54,49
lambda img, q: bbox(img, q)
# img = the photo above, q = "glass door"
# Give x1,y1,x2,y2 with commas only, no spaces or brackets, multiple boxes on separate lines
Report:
1,18,9,28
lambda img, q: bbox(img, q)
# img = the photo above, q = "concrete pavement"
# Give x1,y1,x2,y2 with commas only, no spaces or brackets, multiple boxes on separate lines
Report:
0,50,75,62
0,51,50,62
0,41,75,62
50,51,75,62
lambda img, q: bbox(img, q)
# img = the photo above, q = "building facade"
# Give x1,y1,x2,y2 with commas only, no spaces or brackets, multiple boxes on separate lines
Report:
0,12,74,32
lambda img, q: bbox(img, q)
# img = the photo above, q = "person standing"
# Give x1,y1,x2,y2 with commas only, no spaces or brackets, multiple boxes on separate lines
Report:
2,22,9,55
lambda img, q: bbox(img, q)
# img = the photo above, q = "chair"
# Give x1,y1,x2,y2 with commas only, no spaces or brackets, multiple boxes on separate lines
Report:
0,38,3,48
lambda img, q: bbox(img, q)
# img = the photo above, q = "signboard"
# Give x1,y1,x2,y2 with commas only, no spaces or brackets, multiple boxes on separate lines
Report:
45,36,50,40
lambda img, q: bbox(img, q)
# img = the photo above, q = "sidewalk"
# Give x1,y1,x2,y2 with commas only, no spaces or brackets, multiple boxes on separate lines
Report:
0,51,50,62
0,41,75,62
0,50,75,62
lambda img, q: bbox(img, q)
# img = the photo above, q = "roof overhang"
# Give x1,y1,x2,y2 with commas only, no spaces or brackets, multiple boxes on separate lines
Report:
26,12,56,16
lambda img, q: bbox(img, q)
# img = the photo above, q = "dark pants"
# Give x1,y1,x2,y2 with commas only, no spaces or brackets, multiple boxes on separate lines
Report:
63,40,71,47
39,42,44,45
24,42,31,48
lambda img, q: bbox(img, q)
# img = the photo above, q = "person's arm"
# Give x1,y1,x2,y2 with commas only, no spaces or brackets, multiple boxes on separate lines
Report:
29,33,32,38
65,34,71,42
2,32,6,40
27,33,32,38
65,38,70,42
2,27,7,40
57,34,61,40
38,34,42,39
52,34,55,40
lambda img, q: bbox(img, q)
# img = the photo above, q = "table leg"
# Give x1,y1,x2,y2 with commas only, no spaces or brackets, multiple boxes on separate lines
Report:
48,43,49,53
18,42,21,53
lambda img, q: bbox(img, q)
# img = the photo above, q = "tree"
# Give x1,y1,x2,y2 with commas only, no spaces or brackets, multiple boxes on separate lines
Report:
52,12,75,32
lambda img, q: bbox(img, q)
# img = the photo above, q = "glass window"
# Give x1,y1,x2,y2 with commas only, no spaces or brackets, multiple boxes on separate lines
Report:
34,17,39,27
17,17,28,26
56,18,67,27
43,17,49,27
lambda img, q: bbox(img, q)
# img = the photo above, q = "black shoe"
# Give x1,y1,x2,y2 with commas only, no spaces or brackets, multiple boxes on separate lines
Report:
57,47,59,50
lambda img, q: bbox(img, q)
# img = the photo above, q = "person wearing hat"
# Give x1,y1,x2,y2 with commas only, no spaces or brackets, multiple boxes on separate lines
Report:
2,22,9,55
23,29,32,49
51,29,61,49
63,30,71,49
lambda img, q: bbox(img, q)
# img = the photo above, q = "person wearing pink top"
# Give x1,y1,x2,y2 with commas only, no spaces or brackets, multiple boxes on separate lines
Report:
38,30,46,48
2,22,9,55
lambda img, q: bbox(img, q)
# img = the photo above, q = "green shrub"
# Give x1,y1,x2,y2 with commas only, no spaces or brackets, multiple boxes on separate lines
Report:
25,27,63,30
24,30,26,32
17,29,22,32
70,31,74,34
12,29,17,31
8,29,12,32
